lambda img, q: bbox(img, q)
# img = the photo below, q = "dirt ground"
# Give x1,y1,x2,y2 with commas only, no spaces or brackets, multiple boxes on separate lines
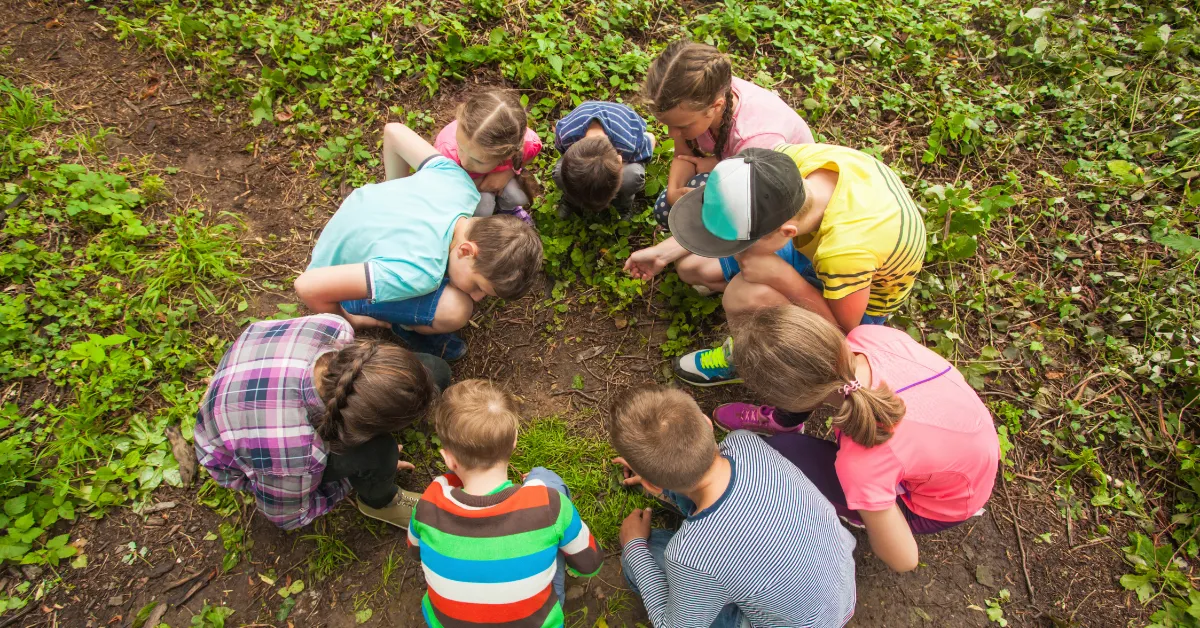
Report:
0,3,1146,627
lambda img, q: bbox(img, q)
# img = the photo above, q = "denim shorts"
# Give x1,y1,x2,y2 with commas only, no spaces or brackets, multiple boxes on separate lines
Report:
719,242,890,326
341,278,448,328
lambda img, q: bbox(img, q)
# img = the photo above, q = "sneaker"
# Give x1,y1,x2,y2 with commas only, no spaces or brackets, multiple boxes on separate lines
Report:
499,205,535,227
673,337,742,387
391,326,467,362
357,489,422,529
712,403,805,434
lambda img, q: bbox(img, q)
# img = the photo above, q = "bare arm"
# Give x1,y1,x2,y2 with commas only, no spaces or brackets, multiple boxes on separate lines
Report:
859,505,919,572
665,129,700,205
478,169,516,194
735,253,837,323
828,287,871,333
623,236,691,281
382,122,442,181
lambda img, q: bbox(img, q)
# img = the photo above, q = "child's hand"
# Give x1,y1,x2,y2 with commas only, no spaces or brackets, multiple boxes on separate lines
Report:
619,508,652,547
678,154,719,174
623,248,669,281
612,457,662,496
396,444,415,471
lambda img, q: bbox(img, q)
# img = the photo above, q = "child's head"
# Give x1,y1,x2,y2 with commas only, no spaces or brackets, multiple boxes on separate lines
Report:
668,148,807,258
315,340,437,451
561,136,623,212
448,215,544,301
455,90,528,175
641,40,734,157
733,306,906,447
433,379,521,472
608,386,718,493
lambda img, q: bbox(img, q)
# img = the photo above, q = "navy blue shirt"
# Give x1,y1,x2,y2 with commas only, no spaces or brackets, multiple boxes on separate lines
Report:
554,101,654,163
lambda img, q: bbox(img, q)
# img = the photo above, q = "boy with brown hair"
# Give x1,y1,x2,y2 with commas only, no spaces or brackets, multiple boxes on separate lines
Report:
295,123,544,363
407,380,603,628
553,101,655,216
610,386,857,628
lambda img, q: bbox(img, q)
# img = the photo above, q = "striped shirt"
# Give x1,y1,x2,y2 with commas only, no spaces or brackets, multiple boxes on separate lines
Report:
408,474,604,628
778,143,927,317
554,101,654,163
622,432,857,628
194,315,353,530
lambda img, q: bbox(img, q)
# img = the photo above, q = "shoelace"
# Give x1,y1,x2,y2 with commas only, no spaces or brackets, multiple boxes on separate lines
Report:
698,346,730,370
738,406,769,426
395,492,419,507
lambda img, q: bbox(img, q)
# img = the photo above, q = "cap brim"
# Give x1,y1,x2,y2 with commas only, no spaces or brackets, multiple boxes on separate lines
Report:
668,187,756,258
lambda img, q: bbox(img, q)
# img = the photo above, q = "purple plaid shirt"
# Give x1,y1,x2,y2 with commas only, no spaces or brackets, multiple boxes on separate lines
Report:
194,315,354,530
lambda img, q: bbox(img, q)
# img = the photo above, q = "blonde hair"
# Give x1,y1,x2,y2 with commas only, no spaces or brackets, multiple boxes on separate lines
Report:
467,215,544,299
733,307,906,447
607,386,717,492
433,379,521,470
641,40,734,159
457,90,529,171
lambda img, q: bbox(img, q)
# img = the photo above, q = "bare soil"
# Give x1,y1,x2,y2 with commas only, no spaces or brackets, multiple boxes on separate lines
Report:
0,2,1144,627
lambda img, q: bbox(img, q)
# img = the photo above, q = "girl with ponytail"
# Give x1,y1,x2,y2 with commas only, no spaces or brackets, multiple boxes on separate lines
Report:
728,306,1000,572
194,314,450,530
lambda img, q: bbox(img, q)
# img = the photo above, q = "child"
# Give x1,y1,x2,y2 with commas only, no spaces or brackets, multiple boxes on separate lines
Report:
194,314,450,530
435,90,543,223
729,306,1000,572
639,144,926,388
552,100,655,216
610,386,856,628
295,122,544,362
639,39,814,227
407,380,603,627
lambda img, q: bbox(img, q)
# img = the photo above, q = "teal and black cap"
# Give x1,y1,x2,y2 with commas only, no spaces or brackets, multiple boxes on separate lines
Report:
667,148,806,258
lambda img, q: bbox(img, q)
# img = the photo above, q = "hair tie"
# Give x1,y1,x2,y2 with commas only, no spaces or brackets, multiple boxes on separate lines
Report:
841,380,862,397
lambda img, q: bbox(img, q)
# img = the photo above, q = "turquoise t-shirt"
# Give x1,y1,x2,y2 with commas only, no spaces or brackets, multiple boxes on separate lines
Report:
306,156,480,303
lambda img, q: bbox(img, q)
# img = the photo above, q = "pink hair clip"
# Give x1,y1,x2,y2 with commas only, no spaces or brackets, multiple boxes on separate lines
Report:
841,380,862,397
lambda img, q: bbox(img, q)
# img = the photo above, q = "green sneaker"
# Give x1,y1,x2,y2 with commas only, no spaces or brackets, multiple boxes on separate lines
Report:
356,489,422,529
673,337,743,387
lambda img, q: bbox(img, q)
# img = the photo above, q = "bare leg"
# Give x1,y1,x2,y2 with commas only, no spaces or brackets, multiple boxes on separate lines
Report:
721,275,791,320
409,285,474,334
676,253,729,293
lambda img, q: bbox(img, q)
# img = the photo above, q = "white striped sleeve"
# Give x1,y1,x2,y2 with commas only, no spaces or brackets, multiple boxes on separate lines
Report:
622,538,732,627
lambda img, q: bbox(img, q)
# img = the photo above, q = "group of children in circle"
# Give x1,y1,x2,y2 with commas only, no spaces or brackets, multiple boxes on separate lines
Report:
194,39,1001,628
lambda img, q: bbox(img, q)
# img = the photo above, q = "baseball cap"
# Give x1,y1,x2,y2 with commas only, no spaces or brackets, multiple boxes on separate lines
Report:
668,148,806,258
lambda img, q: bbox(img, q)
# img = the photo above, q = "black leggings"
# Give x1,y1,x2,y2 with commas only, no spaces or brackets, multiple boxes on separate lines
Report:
321,353,451,508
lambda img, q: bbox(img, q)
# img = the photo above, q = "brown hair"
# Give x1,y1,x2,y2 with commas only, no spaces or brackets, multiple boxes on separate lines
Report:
561,136,622,212
641,40,735,159
607,386,718,492
457,90,529,171
467,215,544,300
732,307,906,447
314,340,437,453
433,379,521,470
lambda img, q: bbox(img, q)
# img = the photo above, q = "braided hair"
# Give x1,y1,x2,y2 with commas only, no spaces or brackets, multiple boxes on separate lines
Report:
456,90,530,172
641,40,736,159
314,340,437,453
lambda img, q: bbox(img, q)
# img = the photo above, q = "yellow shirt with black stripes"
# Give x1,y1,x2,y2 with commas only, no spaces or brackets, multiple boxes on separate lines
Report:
775,143,926,318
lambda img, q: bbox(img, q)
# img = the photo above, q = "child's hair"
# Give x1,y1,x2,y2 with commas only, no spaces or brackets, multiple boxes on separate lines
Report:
433,379,521,470
732,307,906,447
561,136,622,212
314,340,436,453
607,386,718,492
457,90,529,171
467,215,544,299
641,40,734,159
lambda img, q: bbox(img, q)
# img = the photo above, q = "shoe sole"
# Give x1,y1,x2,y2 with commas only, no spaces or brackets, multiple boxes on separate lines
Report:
676,375,745,388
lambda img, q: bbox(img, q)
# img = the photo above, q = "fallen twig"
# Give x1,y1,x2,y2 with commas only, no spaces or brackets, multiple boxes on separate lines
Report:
174,567,217,608
550,388,599,403
1001,475,1035,602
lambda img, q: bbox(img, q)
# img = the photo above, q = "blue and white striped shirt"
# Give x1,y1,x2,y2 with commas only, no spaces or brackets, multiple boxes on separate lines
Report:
554,101,654,163
622,431,858,628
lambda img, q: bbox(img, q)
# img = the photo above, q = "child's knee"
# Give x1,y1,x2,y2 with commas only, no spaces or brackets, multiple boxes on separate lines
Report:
722,277,787,316
676,255,723,287
430,286,474,333
475,193,497,217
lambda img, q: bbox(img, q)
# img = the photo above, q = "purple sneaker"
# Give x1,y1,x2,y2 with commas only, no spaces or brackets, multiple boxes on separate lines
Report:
499,206,535,227
712,403,805,435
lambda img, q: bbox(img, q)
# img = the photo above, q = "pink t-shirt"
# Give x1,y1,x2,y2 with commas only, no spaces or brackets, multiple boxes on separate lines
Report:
434,120,543,180
692,77,815,158
835,325,999,522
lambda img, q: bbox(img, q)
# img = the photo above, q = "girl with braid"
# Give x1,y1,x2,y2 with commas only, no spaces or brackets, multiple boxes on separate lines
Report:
194,314,451,530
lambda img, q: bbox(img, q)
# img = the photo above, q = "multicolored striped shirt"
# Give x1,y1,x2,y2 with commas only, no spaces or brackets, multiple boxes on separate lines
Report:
407,474,604,628
622,432,858,627
194,315,353,530
554,101,654,163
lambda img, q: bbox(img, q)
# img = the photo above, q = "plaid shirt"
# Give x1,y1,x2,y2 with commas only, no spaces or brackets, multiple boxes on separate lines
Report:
194,315,354,530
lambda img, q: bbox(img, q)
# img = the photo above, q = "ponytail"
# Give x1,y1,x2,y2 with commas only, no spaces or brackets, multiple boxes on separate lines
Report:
731,307,906,448
314,340,437,453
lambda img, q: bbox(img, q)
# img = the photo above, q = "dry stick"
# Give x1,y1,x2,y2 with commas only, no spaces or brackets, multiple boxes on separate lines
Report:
1001,475,1036,602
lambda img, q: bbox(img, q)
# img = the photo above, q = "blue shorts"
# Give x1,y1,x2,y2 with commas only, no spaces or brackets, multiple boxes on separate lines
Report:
719,242,890,326
341,278,448,328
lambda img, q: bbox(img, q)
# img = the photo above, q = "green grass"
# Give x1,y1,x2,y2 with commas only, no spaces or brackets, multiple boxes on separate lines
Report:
511,416,654,545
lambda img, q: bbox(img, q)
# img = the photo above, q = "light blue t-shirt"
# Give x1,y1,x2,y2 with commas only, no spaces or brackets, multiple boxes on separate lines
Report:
307,156,480,303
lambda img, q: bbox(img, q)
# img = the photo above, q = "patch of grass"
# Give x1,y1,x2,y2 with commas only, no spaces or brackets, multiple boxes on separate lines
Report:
301,522,359,581
510,415,654,545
